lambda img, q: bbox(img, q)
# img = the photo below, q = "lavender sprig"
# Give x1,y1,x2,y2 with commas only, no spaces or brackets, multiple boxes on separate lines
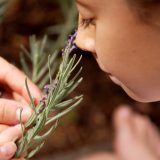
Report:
20,35,59,88
15,32,83,159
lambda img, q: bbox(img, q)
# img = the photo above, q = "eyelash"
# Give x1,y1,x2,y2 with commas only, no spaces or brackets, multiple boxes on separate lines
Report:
79,18,95,28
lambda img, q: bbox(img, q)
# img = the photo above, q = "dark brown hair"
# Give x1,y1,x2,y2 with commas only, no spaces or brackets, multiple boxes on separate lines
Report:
129,0,159,8
128,0,160,24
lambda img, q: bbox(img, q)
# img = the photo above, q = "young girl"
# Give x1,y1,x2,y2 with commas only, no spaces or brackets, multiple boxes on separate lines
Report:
1,0,160,159
75,0,160,160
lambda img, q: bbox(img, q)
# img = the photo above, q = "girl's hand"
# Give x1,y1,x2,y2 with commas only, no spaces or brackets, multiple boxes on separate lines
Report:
114,106,160,160
0,57,41,104
0,57,41,125
0,57,42,159
0,124,23,160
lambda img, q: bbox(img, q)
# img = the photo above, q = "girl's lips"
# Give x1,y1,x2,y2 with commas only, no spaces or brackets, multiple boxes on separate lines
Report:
109,75,121,86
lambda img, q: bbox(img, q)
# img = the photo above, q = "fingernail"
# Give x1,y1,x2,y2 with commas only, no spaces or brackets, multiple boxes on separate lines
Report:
16,107,32,122
120,107,130,117
117,106,132,121
0,145,13,156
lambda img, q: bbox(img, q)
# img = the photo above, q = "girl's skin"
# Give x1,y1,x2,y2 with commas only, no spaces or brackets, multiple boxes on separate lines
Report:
0,57,41,160
75,0,160,159
76,0,160,103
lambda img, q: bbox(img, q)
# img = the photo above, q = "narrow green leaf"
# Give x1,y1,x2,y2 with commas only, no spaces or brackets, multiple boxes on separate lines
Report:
25,112,36,128
46,97,83,125
55,95,83,108
60,55,76,84
26,142,45,159
69,67,83,83
20,53,31,77
16,136,28,158
70,55,82,73
67,77,83,95
45,24,63,35
25,78,37,115
48,55,52,84
34,119,58,144
27,112,46,141
20,45,32,61
38,62,58,89
40,35,47,55
19,108,24,139
36,50,58,83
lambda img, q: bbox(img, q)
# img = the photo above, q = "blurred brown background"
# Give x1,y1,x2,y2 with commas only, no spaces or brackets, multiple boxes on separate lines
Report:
0,0,160,159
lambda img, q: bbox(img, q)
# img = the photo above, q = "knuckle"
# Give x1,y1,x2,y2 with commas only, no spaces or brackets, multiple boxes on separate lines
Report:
0,102,7,122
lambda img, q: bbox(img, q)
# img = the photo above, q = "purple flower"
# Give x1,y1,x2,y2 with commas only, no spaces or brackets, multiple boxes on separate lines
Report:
61,31,77,56
70,43,77,53
68,31,77,45
44,84,50,95
38,79,58,112
40,95,47,104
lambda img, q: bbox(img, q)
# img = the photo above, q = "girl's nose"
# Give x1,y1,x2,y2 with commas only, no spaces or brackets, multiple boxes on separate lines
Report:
75,27,96,53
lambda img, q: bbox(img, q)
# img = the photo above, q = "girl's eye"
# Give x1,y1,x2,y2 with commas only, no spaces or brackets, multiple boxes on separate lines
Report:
79,18,95,28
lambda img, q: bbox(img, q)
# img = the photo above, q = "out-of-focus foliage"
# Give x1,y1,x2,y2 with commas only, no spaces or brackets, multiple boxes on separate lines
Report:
45,0,77,50
0,0,9,22
20,0,78,88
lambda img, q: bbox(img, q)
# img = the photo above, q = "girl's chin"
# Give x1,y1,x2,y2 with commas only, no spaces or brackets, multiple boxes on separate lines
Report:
109,75,154,103
121,85,150,102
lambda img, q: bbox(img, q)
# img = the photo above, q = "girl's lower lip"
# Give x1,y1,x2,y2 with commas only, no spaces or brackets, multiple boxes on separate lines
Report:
109,75,121,85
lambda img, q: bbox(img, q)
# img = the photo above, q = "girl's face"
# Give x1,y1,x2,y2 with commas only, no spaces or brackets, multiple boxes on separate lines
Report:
75,0,160,102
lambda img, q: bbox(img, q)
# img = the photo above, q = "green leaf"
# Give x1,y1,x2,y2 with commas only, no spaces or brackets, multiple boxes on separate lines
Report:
46,97,83,125
48,55,52,84
25,78,37,115
25,112,36,128
20,53,31,77
26,142,45,159
34,119,58,144
55,95,83,108
69,67,83,83
45,24,63,35
27,111,46,141
39,35,47,55
16,136,28,158
67,77,83,95
20,45,32,61
70,55,82,73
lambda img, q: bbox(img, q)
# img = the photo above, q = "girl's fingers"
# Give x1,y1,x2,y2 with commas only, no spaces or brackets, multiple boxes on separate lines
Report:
0,91,28,105
0,142,17,160
0,125,25,160
0,91,12,99
0,124,9,133
146,120,160,157
132,114,149,140
0,124,22,144
0,99,32,125
12,92,28,105
0,57,42,103
113,106,160,160
113,106,134,142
